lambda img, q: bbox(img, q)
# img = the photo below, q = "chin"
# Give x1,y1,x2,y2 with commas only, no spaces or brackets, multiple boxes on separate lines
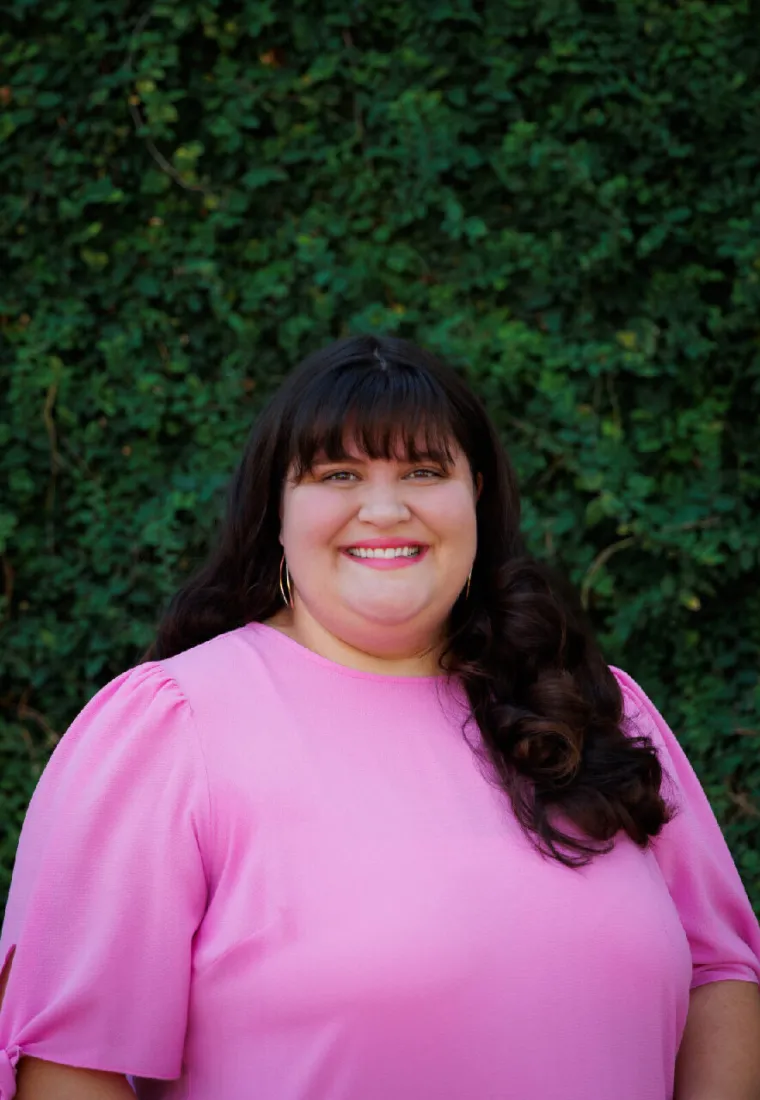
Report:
352,600,443,634
344,596,423,626
353,609,419,628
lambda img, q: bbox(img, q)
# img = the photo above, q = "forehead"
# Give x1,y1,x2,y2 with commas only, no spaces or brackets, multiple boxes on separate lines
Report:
288,415,462,469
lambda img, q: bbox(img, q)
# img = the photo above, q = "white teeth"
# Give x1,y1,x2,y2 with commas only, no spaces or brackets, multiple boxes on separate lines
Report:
346,546,421,559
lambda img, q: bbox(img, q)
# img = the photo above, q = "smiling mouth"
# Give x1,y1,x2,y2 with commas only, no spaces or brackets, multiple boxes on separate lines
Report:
345,546,423,559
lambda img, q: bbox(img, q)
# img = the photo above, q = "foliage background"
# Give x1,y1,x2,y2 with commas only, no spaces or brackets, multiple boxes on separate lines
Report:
2,0,760,920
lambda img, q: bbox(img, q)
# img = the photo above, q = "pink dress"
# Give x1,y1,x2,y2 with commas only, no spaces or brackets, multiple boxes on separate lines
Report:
1,622,759,1099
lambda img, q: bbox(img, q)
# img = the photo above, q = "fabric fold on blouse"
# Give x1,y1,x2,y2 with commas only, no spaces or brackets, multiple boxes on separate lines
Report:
0,1046,19,1100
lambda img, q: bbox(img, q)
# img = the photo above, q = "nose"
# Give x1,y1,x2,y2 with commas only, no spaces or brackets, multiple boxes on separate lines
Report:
356,483,412,527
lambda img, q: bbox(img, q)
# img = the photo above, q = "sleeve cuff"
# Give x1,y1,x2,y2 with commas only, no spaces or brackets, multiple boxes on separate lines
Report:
691,965,760,990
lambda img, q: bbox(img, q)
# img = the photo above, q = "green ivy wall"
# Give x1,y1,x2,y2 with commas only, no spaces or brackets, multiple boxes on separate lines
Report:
2,0,759,918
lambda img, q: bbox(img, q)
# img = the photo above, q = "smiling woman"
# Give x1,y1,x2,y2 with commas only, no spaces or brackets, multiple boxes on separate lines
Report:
0,334,758,1100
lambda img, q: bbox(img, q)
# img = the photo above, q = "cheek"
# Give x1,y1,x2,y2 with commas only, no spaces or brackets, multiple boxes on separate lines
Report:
282,490,350,551
423,487,477,543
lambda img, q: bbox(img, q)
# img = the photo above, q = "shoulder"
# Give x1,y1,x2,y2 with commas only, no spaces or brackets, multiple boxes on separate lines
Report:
40,659,207,792
607,665,684,800
608,665,673,760
19,658,214,886
58,659,194,756
608,665,662,729
156,622,272,706
609,664,645,704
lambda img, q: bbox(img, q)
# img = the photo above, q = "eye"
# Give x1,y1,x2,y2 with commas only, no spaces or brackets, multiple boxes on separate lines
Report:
321,470,358,482
406,468,445,479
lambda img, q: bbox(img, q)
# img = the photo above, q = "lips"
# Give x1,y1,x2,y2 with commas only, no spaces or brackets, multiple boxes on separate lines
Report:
346,546,421,559
341,544,430,569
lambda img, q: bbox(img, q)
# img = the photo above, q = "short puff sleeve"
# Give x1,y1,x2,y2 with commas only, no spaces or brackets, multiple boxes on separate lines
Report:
613,666,760,991
0,661,211,1097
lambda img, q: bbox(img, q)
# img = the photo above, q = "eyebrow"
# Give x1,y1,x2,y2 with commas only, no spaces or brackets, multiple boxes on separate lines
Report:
308,454,359,466
310,451,447,465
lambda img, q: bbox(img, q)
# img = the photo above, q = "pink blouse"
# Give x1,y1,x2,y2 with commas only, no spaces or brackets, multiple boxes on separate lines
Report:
1,622,758,1099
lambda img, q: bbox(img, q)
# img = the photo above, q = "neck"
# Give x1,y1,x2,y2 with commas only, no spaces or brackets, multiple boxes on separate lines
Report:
266,606,446,678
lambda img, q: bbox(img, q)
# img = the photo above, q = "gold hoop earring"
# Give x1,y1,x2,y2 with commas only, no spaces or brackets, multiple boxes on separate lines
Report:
279,553,294,609
465,568,472,600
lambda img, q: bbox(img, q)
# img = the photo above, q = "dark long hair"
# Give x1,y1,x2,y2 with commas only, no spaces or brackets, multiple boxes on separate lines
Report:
142,334,674,866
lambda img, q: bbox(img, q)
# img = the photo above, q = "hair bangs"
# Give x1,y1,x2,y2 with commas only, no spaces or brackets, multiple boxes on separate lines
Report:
287,361,458,478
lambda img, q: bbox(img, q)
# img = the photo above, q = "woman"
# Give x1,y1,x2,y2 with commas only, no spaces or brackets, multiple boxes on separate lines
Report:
0,334,759,1100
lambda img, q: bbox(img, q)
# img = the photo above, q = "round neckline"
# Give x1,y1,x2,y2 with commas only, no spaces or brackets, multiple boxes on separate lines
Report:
246,621,450,685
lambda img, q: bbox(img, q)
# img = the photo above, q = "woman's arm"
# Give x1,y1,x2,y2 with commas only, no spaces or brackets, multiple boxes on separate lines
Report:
674,980,760,1100
16,1058,136,1099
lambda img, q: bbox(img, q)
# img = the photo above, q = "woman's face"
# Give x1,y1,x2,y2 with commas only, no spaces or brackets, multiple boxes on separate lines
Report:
278,438,480,664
